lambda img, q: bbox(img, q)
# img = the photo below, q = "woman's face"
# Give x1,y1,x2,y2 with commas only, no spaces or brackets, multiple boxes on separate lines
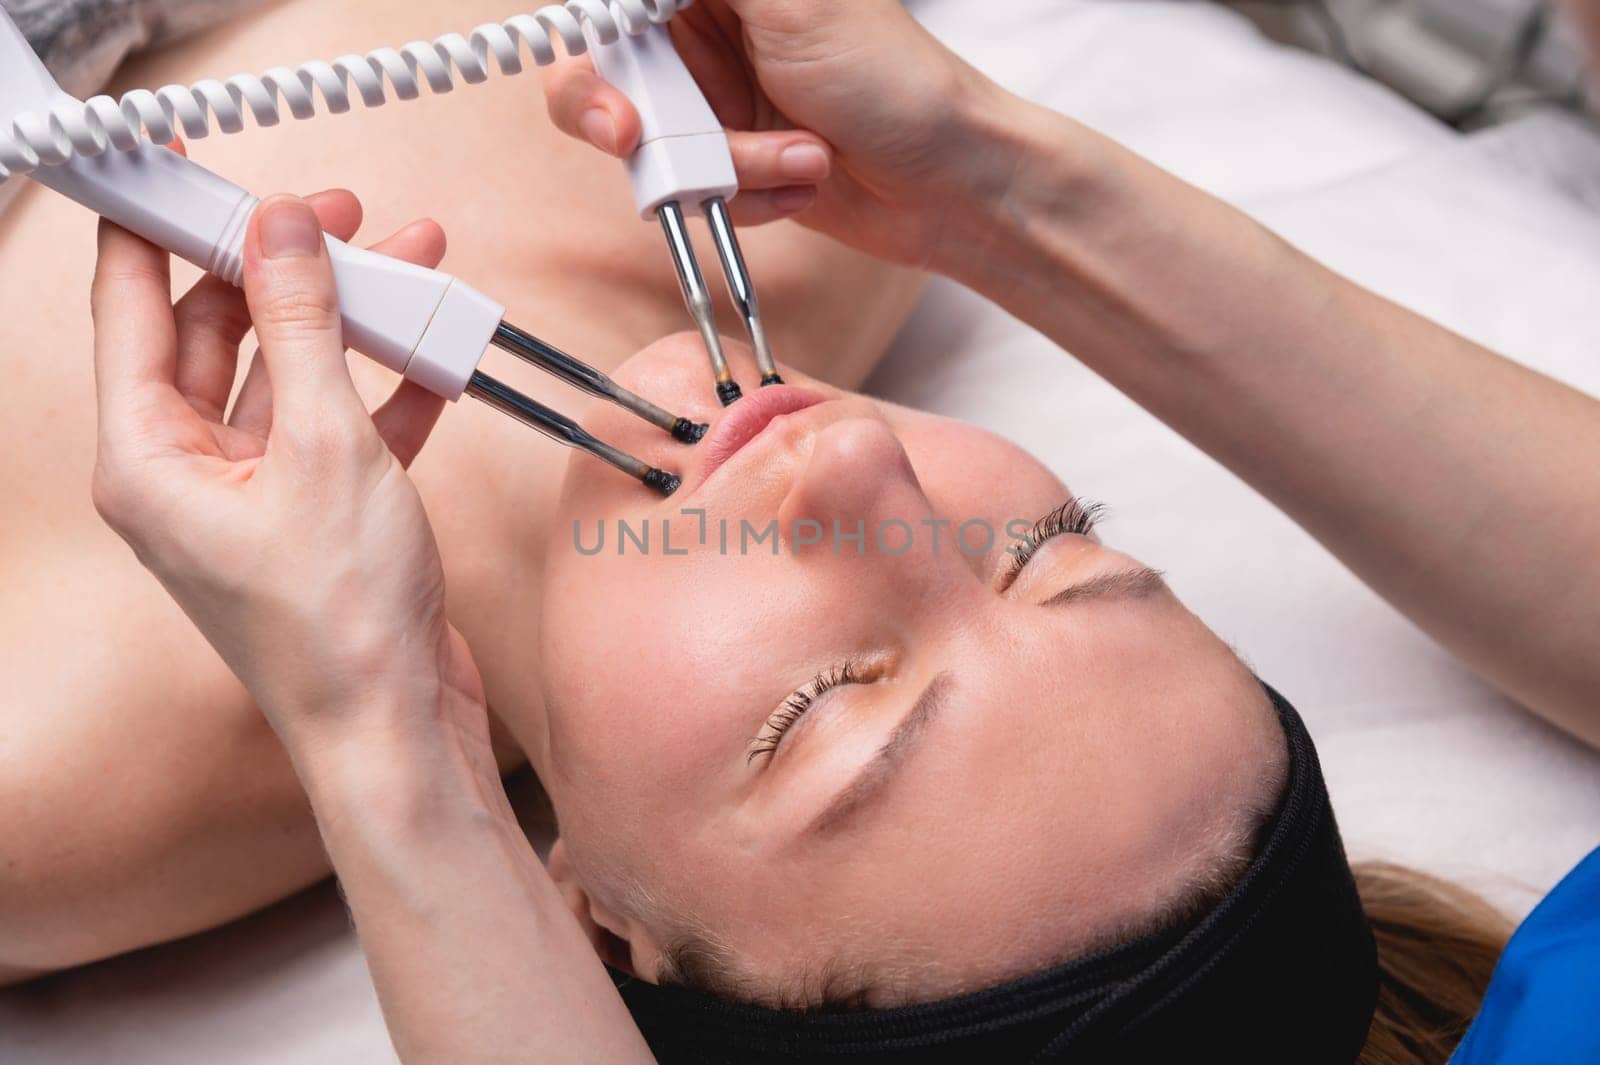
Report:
536,335,1284,1003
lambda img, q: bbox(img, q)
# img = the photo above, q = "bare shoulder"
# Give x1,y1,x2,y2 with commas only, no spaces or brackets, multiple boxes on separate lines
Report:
0,184,105,562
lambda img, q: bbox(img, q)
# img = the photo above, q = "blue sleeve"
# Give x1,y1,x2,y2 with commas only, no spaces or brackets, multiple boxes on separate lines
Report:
1451,847,1600,1064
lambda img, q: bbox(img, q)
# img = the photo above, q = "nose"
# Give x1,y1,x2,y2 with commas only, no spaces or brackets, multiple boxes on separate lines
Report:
778,417,980,595
780,416,914,522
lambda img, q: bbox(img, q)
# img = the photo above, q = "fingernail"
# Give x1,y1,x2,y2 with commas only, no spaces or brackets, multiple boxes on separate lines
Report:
773,186,818,213
259,200,323,260
579,108,618,154
779,143,830,182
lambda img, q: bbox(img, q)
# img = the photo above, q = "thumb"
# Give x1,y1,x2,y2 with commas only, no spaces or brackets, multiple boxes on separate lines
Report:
243,195,364,424
541,56,642,157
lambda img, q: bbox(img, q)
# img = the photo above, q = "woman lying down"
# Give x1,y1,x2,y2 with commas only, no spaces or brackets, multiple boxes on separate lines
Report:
16,0,1600,1062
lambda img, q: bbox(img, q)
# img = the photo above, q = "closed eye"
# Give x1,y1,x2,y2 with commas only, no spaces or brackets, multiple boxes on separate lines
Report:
1000,499,1106,592
749,662,866,765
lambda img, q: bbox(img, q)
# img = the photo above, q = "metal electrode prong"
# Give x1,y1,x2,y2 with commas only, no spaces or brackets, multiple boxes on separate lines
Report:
490,322,705,444
658,200,743,407
466,371,681,496
705,196,781,386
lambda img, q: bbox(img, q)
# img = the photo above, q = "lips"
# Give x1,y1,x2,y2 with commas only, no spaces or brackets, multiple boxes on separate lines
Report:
696,385,827,484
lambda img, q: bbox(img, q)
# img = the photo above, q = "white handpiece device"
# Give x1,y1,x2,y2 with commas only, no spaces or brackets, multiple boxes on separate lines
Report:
585,20,738,218
587,20,783,395
0,8,701,490
1,13,499,401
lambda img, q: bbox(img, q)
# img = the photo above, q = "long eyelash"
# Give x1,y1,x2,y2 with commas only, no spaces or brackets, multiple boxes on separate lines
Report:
1001,499,1107,590
748,663,861,765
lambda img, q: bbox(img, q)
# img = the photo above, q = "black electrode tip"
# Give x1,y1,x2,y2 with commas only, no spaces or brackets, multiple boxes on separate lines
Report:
760,373,786,387
671,418,710,445
644,468,683,496
717,381,744,407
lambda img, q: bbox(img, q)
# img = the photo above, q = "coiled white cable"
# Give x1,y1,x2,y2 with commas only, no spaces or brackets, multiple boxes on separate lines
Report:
0,0,691,184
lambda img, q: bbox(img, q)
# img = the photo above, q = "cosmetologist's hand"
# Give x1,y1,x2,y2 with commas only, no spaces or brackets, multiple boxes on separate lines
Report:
543,0,1009,270
92,194,656,1065
89,192,486,757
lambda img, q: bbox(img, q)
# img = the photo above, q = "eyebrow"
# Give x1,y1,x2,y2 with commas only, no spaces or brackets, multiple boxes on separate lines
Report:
804,566,1167,837
1040,565,1168,608
807,672,952,837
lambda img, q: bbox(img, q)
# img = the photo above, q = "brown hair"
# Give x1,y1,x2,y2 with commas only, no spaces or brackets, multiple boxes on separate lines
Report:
1355,861,1514,1065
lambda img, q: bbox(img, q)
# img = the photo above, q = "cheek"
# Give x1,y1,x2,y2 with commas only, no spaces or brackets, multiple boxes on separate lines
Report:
540,550,788,796
544,656,728,837
894,419,1072,540
541,557,698,781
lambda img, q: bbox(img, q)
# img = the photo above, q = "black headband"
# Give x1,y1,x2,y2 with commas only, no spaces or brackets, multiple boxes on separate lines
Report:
612,684,1377,1063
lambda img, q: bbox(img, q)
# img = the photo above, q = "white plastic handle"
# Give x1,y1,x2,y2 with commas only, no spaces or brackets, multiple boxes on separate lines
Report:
32,147,501,401
38,133,503,405
585,21,737,217
4,14,500,402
